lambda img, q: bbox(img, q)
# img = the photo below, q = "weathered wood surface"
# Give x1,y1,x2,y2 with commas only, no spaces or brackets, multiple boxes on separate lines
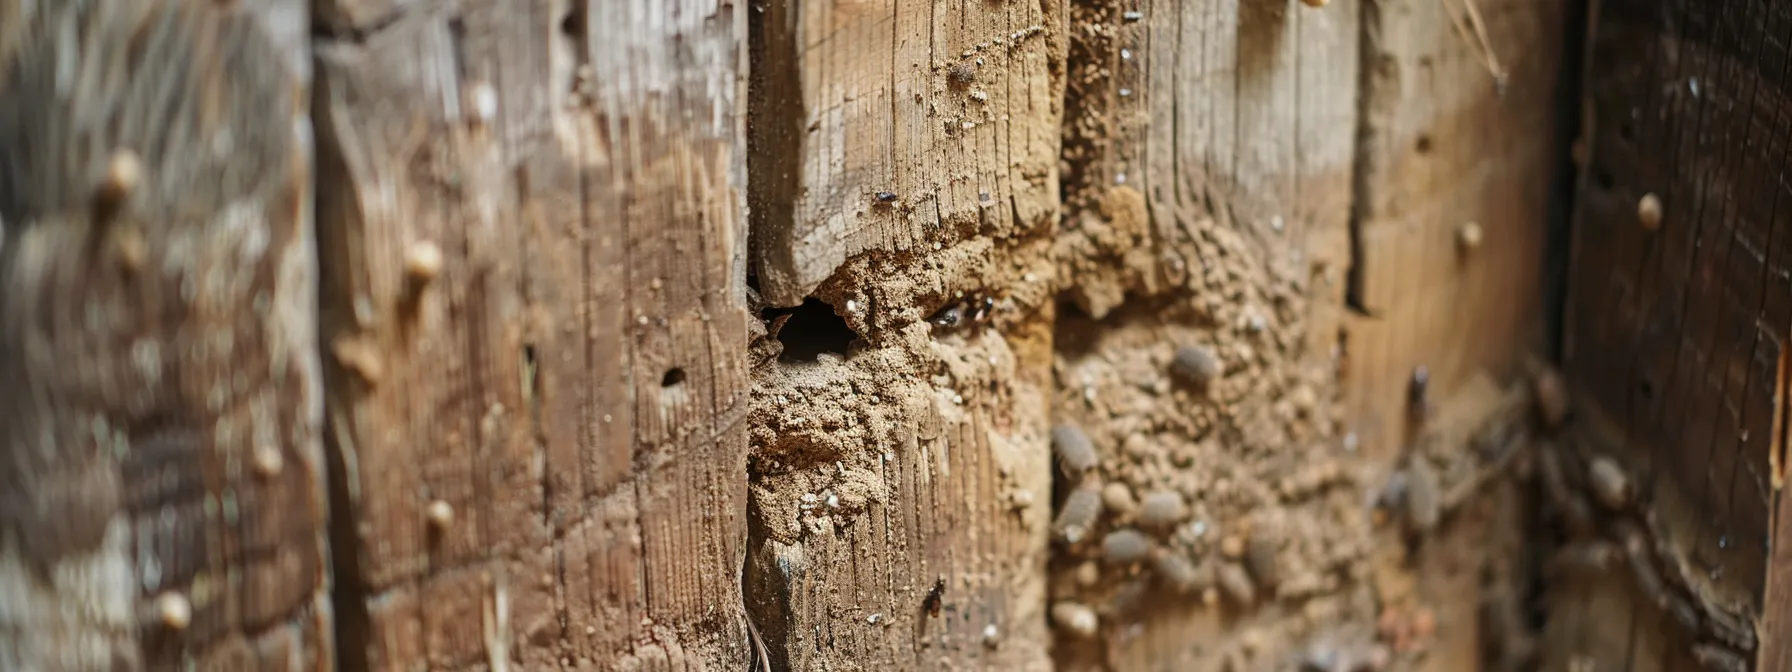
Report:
314,0,751,668
743,0,1066,669
1557,0,1792,668
0,1,328,669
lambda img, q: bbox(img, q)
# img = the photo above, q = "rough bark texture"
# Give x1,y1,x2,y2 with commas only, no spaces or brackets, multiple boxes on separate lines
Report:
1556,0,1790,668
313,0,750,669
0,1,328,669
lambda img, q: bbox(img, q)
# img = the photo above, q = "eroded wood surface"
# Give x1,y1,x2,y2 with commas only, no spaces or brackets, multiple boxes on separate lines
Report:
1560,0,1792,668
0,1,327,669
314,0,750,668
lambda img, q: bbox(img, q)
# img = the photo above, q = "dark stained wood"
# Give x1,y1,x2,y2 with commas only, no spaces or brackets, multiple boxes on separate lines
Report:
0,1,328,669
1561,0,1792,666
313,0,751,668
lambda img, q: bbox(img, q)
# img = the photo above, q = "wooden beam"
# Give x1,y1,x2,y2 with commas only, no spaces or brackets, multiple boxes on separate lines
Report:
0,1,328,668
313,0,751,668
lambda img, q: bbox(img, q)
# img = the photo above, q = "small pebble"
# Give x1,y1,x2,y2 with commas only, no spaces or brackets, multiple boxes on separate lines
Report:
96,150,142,211
427,500,455,529
156,592,192,631
1170,345,1223,388
1102,529,1154,565
1587,456,1630,509
1137,490,1188,527
1534,369,1570,428
1216,562,1257,606
1638,193,1663,231
1050,601,1100,638
1457,222,1483,251
1219,535,1246,559
1074,561,1101,587
1101,482,1138,516
1244,537,1280,590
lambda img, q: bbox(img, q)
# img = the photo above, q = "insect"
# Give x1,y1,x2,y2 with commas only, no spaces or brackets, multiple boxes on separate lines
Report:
1136,489,1187,527
1050,601,1099,638
922,576,946,617
1100,528,1153,565
1051,424,1101,475
929,294,997,332
1054,480,1105,543
1408,365,1431,420
1244,537,1280,590
1150,548,1208,594
874,191,899,204
1169,344,1222,388
1216,561,1256,607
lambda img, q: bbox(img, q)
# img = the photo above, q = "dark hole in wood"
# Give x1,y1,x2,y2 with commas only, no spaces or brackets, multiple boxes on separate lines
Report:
1639,378,1654,400
1618,122,1634,142
1595,170,1615,190
560,3,583,39
1415,134,1433,154
764,296,857,362
662,367,686,388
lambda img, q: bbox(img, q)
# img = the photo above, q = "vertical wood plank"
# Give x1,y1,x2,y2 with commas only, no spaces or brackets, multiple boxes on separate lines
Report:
1561,0,1792,667
0,1,328,669
314,0,750,668
744,0,1067,668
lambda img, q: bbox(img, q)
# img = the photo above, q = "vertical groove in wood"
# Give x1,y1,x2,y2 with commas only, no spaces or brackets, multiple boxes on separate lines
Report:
313,0,749,668
0,1,328,669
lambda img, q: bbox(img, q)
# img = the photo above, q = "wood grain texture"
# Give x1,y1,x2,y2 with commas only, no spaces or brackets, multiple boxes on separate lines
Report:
1346,0,1570,461
313,0,750,668
0,1,328,669
1562,0,1792,666
748,0,1066,307
742,0,1066,669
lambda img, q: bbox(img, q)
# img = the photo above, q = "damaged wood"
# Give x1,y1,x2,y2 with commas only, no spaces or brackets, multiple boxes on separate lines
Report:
0,1,328,668
313,0,750,668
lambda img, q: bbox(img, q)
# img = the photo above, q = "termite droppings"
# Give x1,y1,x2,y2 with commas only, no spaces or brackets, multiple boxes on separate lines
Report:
1101,528,1154,565
1053,481,1105,544
1101,481,1138,516
1533,369,1569,428
95,150,143,213
1136,490,1188,527
405,241,445,286
1638,193,1663,231
947,61,978,88
1050,601,1100,638
1151,549,1209,594
1587,456,1630,509
156,592,192,631
1170,344,1222,388
1216,561,1257,607
426,500,455,529
1051,424,1100,474
1244,537,1280,589
1457,221,1484,252
251,444,284,478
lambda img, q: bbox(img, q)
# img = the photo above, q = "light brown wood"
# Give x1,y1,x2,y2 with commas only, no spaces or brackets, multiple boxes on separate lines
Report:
313,0,751,668
0,1,328,669
742,0,1067,669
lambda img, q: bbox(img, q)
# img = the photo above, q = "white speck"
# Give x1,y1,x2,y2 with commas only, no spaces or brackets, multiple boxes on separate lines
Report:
1270,216,1284,231
883,452,894,463
847,299,858,312
983,623,1000,644
825,491,840,508
1083,386,1097,402
1115,172,1127,184
1123,10,1143,21
868,613,883,624
976,58,984,66
471,82,499,122
953,393,965,404
802,493,818,504
1343,432,1359,452
1121,48,1133,60
1119,88,1132,97
962,121,976,130
1191,520,1208,537
1689,77,1700,97
988,356,999,366
1024,273,1037,283
603,414,613,423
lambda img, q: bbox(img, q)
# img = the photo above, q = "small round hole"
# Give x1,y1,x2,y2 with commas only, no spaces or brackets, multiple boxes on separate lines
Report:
662,368,686,388
560,9,582,38
1618,123,1635,142
1595,171,1616,190
1415,134,1433,154
1638,379,1654,400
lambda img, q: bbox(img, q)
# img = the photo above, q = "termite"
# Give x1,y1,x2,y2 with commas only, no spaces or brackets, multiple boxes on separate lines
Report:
1054,479,1105,544
1404,458,1441,532
923,576,946,617
1136,489,1187,528
1051,424,1101,475
1216,561,1256,607
1586,455,1630,510
1150,548,1209,594
1169,345,1222,388
874,191,899,204
1101,528,1154,565
1244,536,1280,591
